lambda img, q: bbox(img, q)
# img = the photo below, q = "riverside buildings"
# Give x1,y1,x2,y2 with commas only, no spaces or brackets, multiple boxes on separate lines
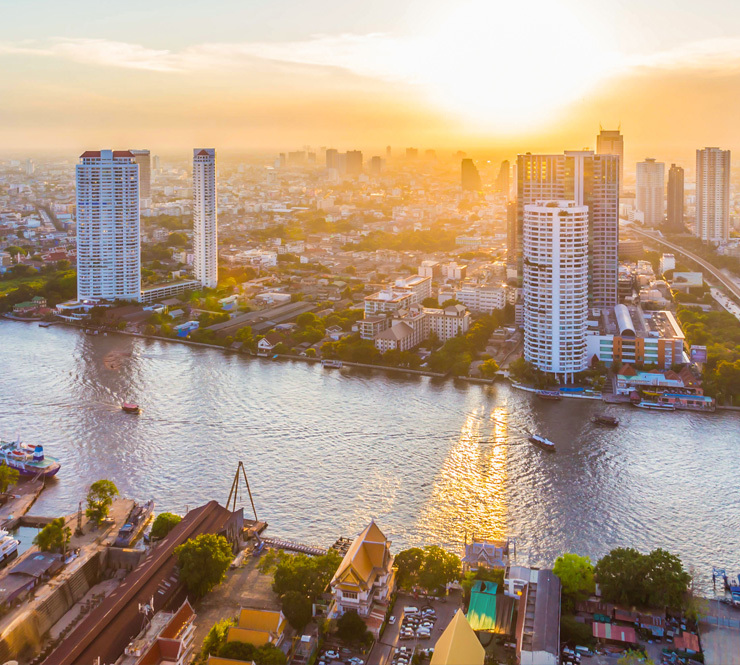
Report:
75,150,141,301
695,147,730,243
636,158,665,227
667,164,685,233
523,201,589,382
193,148,218,288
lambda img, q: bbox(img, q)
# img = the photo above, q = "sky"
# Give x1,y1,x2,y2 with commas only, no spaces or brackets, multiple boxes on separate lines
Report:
2,0,740,164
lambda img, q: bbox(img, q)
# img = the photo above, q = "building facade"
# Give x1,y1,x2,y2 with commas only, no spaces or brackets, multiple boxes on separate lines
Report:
695,147,730,243
666,164,685,232
461,159,482,191
425,304,471,341
130,149,151,205
76,149,141,301
596,128,624,194
193,148,218,288
455,285,506,314
636,158,665,227
523,201,589,382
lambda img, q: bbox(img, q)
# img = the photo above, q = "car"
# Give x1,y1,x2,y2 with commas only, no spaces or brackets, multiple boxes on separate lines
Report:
389,615,396,625
348,659,364,665
324,651,340,660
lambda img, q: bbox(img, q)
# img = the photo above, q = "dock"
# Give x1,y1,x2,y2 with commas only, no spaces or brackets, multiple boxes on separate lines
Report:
261,537,327,556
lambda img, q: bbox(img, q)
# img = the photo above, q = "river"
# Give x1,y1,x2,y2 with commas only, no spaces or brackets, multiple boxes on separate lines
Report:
1,320,738,593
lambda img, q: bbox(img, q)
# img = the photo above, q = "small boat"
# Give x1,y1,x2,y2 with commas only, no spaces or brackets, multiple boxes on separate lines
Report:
122,402,140,414
38,322,52,328
592,414,619,427
114,500,155,548
0,438,61,477
633,401,675,412
536,390,561,401
529,434,556,451
0,529,20,566
321,359,343,369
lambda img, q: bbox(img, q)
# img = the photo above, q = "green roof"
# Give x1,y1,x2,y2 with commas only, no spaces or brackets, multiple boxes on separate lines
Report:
467,582,497,631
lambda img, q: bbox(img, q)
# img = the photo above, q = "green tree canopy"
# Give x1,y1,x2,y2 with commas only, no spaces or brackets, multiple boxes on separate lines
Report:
270,550,342,601
218,641,287,665
281,589,313,631
421,297,440,308
553,553,596,600
0,464,20,494
479,358,500,378
175,533,233,598
85,479,119,526
395,548,425,588
150,512,182,540
394,546,461,593
336,610,373,645
33,517,71,553
200,617,235,658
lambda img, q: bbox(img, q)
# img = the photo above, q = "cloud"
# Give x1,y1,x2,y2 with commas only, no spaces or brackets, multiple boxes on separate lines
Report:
630,38,740,73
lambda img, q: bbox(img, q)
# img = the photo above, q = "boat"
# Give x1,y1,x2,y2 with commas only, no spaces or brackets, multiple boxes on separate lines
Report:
592,414,619,427
0,529,19,566
528,434,556,451
122,402,140,414
0,438,61,478
633,401,675,412
536,390,562,401
321,359,343,369
38,322,53,328
113,500,155,548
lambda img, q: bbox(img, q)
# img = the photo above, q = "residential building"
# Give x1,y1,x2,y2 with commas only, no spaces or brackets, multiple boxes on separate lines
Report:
326,148,339,170
374,321,417,352
359,315,390,340
659,253,675,276
370,155,383,175
455,285,506,314
696,147,730,243
596,127,624,194
393,275,432,303
193,148,218,288
330,521,395,635
667,164,685,232
346,150,363,176
430,609,484,665
364,289,414,317
140,279,201,304
424,304,470,341
76,149,141,301
516,151,619,310
461,159,482,191
523,201,589,382
442,262,467,281
119,600,196,665
130,149,152,205
227,608,287,648
495,160,510,197
418,260,442,279
636,158,665,227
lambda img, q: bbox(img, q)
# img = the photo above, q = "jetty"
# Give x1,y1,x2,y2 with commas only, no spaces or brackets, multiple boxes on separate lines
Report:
261,537,327,556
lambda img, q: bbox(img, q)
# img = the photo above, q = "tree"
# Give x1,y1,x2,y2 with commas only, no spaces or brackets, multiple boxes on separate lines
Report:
560,614,595,646
618,650,655,665
218,641,287,665
440,299,461,308
85,479,119,526
643,548,691,608
336,610,372,645
0,464,20,493
281,589,313,631
271,550,342,601
418,546,462,593
553,553,595,601
395,548,425,588
201,617,236,658
479,358,500,379
33,517,71,553
296,312,319,328
305,348,317,358
175,533,233,598
421,297,440,308
150,512,182,540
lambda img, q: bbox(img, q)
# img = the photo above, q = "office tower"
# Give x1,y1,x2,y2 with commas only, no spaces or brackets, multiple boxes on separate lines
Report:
386,145,392,159
24,159,34,176
153,155,160,170
515,151,619,310
597,128,624,194
129,149,151,204
76,150,140,301
193,148,218,288
461,159,482,191
696,147,731,243
370,156,382,175
495,160,510,196
346,150,363,175
326,149,339,170
667,164,685,233
425,149,436,159
406,147,418,159
636,158,665,227
523,200,589,382
288,150,307,165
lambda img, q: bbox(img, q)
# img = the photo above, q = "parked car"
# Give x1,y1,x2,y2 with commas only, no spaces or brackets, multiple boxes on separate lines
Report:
324,651,340,660
389,615,396,625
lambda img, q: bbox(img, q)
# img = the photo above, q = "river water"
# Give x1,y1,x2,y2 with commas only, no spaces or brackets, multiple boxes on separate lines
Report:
1,320,738,592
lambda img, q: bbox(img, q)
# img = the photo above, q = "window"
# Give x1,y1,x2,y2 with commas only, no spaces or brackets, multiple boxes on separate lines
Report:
342,591,358,599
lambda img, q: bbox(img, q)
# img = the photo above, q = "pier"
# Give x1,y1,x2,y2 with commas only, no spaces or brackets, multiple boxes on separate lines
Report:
261,537,327,556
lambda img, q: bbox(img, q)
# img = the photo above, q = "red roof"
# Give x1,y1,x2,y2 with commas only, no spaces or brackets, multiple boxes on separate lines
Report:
593,622,637,643
197,149,211,156
674,632,700,652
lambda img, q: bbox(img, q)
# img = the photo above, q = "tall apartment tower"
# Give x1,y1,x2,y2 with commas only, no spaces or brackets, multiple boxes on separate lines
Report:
129,149,151,205
193,148,218,288
667,164,685,233
76,150,141,301
495,160,510,197
636,158,665,227
326,149,339,170
346,150,363,175
461,159,482,191
696,147,731,243
515,151,619,310
523,200,589,382
597,128,624,194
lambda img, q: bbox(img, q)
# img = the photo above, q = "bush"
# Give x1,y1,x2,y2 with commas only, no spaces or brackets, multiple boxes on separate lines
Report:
200,617,236,658
150,512,182,540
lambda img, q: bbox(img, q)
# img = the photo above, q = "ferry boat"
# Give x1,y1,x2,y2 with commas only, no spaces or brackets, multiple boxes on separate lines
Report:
536,390,562,401
633,401,675,412
114,500,155,548
592,414,619,427
0,438,61,478
0,529,20,566
528,434,556,452
321,359,343,369
122,402,140,414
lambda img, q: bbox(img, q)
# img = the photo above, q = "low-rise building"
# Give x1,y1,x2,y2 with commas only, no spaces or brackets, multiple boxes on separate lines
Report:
374,321,416,352
140,280,201,304
359,315,390,341
119,600,196,665
513,568,561,665
455,285,506,314
226,608,287,648
424,304,470,341
364,289,414,317
393,275,432,303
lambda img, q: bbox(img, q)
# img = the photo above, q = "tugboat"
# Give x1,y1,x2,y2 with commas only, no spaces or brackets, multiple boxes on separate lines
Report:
536,390,562,401
528,434,556,452
114,500,155,548
122,402,140,414
592,414,619,427
0,438,61,477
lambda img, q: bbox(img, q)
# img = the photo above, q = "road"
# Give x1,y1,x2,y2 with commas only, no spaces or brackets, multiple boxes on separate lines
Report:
628,226,740,305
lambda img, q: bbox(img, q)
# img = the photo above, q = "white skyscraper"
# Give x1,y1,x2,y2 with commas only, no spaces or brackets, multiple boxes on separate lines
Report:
696,147,730,243
76,150,140,301
193,148,218,288
523,200,589,382
636,158,665,227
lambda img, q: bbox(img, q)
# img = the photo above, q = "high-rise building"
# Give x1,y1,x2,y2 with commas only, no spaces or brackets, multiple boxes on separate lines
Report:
76,150,140,301
326,148,339,170
515,151,619,310
666,164,685,233
523,200,589,382
193,148,218,288
495,160,510,197
386,145,392,159
596,128,624,194
696,147,730,243
130,149,151,204
636,158,665,227
370,156,383,175
153,155,160,170
406,148,418,159
346,150,363,175
461,159,481,191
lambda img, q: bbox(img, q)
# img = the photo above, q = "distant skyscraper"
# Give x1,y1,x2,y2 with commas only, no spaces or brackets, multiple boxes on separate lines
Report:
346,150,363,175
406,148,418,159
370,156,383,175
696,147,730,243
667,164,685,233
461,159,481,191
130,149,151,205
386,145,392,159
495,160,510,196
76,150,140,301
636,158,665,227
523,200,589,382
326,148,339,170
153,155,160,170
193,148,218,289
597,128,624,194
515,151,619,310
